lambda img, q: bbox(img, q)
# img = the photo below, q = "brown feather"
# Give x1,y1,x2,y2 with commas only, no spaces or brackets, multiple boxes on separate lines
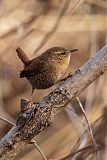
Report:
16,47,30,66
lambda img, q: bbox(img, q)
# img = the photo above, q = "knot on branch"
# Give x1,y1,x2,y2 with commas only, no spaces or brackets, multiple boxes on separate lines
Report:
16,113,27,126
16,99,34,127
21,99,32,112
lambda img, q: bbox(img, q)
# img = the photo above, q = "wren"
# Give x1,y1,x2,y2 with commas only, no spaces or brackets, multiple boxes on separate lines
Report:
16,47,78,93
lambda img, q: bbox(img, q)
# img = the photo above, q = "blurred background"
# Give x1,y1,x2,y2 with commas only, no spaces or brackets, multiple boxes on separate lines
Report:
0,0,107,159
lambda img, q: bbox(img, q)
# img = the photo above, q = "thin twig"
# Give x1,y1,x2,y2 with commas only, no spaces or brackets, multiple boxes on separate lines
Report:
34,0,72,54
0,113,47,160
65,103,85,136
58,106,107,160
76,97,100,160
0,115,15,126
68,0,84,13
34,0,83,54
30,140,47,160
58,144,95,160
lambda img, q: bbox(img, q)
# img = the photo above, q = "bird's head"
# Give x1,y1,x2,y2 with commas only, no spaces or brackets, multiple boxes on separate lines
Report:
46,46,78,59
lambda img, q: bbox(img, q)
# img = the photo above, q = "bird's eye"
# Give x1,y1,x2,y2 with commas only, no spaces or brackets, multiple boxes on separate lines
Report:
61,52,65,55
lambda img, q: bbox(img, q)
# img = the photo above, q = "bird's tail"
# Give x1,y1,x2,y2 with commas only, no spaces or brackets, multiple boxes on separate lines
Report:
16,47,30,66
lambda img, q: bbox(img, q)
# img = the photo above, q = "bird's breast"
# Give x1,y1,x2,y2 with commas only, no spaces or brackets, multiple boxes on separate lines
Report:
26,56,70,90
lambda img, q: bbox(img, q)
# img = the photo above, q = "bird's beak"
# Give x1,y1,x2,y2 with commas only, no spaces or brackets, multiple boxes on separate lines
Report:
67,49,78,53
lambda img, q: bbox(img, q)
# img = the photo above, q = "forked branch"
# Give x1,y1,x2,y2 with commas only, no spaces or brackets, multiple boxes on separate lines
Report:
0,45,107,160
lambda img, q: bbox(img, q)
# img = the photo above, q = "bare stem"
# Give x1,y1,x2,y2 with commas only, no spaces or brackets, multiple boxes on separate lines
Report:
0,115,47,160
0,116,15,126
58,144,94,160
30,140,47,160
76,97,100,160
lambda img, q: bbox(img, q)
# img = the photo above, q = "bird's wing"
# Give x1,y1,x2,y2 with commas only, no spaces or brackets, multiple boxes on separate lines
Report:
20,69,38,78
20,56,51,78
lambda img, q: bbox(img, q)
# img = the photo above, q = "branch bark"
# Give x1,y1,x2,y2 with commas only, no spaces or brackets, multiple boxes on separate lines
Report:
0,45,107,160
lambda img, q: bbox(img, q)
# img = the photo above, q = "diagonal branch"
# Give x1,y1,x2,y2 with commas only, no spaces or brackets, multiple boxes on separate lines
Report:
0,45,107,160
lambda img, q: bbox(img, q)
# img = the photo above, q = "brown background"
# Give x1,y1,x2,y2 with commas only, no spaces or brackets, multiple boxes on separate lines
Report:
0,0,107,159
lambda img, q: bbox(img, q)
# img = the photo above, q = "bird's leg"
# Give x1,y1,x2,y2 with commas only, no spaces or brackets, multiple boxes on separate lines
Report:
29,88,34,104
60,69,81,82
60,72,73,81
76,68,81,74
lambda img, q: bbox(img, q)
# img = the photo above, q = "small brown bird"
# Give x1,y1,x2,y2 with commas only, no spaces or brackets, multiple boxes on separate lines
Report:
16,47,78,93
